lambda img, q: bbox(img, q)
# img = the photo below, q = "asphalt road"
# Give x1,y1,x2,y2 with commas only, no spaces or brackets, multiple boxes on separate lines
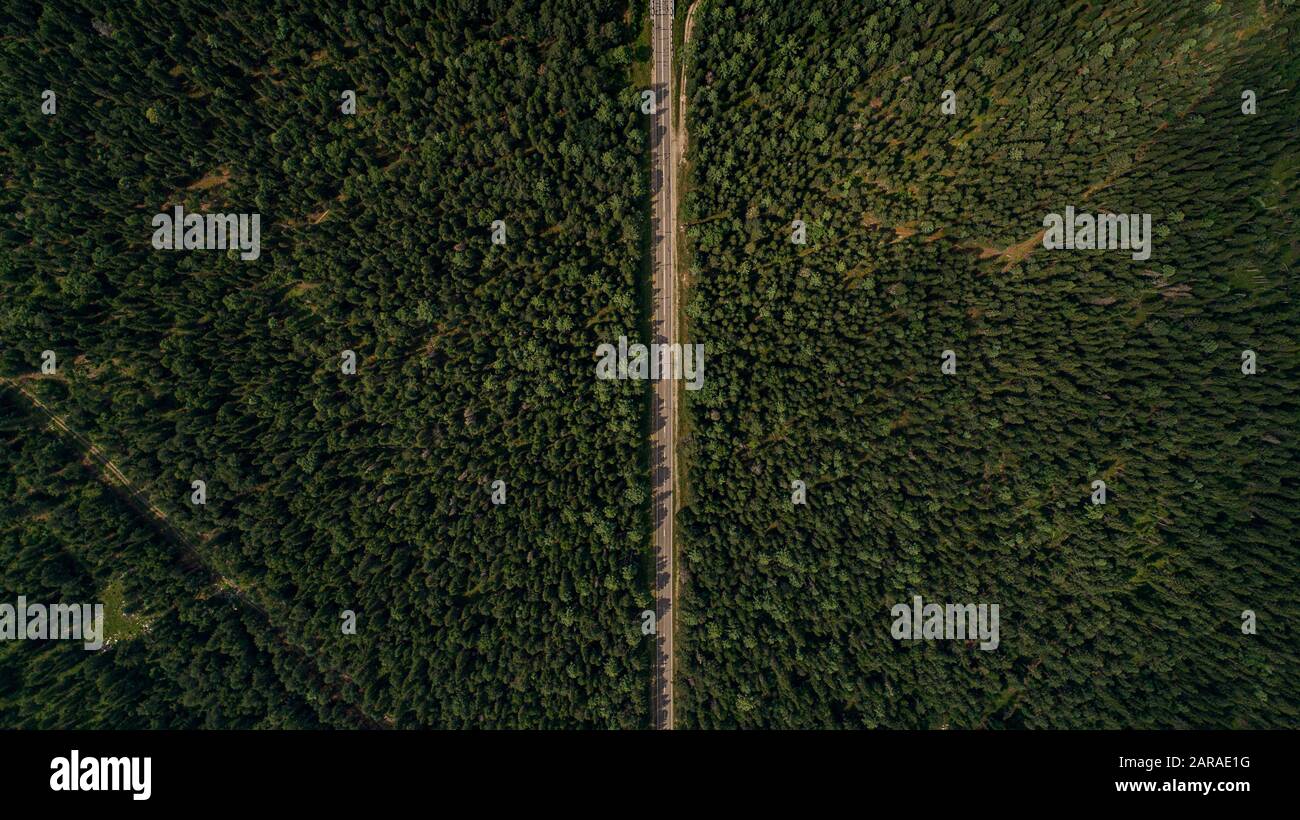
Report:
649,0,677,731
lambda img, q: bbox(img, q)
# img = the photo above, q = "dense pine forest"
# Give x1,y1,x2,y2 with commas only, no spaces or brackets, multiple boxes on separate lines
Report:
1,0,652,727
0,392,346,728
676,0,1299,728
3,0,1298,732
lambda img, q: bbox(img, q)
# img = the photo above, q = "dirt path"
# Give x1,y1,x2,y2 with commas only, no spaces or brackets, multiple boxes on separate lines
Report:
676,0,700,166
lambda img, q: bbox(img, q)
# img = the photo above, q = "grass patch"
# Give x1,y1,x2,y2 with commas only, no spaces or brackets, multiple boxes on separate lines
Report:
100,578,146,643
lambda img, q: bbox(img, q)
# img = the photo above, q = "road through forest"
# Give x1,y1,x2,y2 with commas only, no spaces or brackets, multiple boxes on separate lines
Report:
649,0,678,731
